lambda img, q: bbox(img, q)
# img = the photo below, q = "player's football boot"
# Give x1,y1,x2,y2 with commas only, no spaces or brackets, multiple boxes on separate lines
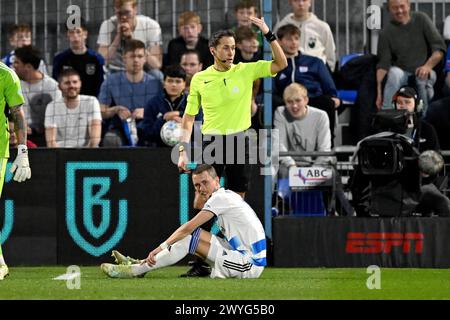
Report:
111,250,142,265
0,265,9,280
179,260,211,278
101,263,137,279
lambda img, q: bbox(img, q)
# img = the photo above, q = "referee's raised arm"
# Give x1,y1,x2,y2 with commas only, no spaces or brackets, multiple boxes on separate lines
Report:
249,16,288,74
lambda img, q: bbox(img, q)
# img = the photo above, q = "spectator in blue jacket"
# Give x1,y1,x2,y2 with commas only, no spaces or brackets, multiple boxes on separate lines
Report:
140,65,202,147
53,19,105,97
274,24,340,147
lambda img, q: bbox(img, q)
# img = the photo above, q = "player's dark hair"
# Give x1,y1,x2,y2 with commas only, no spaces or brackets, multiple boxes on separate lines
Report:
58,68,81,83
164,65,186,81
14,45,41,70
209,30,236,48
276,23,301,40
193,164,218,179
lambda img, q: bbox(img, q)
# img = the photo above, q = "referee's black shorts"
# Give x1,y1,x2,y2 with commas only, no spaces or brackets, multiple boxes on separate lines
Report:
202,131,251,193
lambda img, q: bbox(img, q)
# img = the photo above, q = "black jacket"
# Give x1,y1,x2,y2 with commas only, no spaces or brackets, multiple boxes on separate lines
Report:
415,118,440,152
165,36,213,69
139,90,203,147
337,54,378,143
424,96,450,150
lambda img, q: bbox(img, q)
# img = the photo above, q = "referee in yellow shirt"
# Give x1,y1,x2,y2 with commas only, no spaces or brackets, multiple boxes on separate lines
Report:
178,16,287,198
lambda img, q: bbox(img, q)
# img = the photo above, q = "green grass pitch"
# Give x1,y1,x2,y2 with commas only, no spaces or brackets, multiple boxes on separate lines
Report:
1,266,450,300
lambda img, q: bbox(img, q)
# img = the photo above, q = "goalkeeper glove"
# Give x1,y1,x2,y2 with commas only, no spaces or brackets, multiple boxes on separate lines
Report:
10,144,31,182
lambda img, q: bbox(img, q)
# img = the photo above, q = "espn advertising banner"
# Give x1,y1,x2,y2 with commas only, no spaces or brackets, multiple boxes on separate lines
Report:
0,148,264,266
273,216,450,268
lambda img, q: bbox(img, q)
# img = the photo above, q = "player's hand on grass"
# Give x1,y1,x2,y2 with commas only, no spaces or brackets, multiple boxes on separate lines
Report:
10,144,31,182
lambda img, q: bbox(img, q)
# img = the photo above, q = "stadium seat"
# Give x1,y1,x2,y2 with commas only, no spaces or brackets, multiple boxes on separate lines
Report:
337,53,363,105
290,190,326,216
277,178,327,216
335,53,364,146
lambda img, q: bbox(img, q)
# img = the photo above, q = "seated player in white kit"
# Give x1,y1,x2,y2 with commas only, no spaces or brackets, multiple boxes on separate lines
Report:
101,164,267,279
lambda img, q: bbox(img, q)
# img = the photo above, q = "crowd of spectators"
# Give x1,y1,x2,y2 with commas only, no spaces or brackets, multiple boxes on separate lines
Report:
1,0,450,153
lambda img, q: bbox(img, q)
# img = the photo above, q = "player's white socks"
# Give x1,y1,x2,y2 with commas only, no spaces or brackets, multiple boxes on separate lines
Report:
0,244,5,265
131,235,191,276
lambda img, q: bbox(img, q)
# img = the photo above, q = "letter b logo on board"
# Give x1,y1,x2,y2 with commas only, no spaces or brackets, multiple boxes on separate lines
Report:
66,162,128,257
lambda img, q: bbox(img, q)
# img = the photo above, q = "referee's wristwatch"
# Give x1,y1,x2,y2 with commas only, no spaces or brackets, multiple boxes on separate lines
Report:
178,143,187,153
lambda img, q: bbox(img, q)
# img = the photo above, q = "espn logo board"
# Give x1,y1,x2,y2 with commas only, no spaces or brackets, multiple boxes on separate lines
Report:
273,217,450,268
345,233,424,254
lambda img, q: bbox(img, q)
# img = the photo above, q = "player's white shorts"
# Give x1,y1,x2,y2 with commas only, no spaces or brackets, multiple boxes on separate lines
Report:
206,235,264,279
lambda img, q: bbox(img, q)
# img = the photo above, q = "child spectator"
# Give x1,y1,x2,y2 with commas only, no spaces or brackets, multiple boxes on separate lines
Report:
273,83,353,216
274,83,331,176
140,65,202,147
2,23,48,74
275,24,340,147
234,26,262,63
274,0,336,72
231,0,264,55
165,11,213,69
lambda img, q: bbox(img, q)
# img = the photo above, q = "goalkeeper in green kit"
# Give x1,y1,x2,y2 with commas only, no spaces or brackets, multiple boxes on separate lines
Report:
0,62,32,280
